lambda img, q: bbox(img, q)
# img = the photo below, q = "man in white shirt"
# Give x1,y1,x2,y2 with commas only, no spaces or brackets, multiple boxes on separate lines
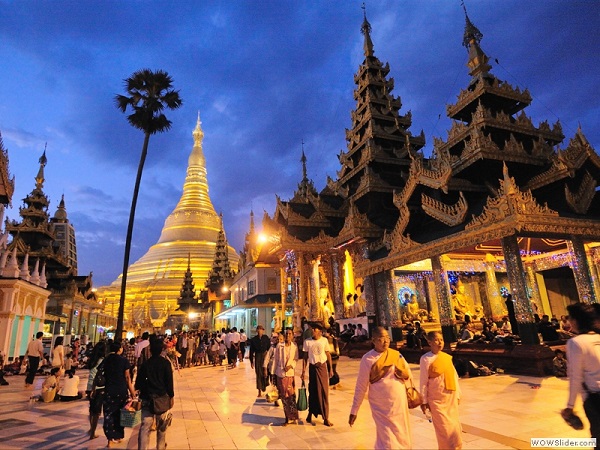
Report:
135,332,150,370
226,327,241,368
25,331,45,387
302,323,334,427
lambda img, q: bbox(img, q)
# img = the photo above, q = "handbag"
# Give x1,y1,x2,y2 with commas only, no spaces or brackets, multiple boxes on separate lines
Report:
329,372,340,386
151,393,172,415
405,377,422,409
296,381,308,411
265,383,279,403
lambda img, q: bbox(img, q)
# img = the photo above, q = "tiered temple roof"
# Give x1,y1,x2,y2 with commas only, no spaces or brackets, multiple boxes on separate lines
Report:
273,11,425,249
358,8,600,274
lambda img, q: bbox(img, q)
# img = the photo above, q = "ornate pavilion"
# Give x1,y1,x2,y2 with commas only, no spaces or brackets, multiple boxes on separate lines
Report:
262,10,600,345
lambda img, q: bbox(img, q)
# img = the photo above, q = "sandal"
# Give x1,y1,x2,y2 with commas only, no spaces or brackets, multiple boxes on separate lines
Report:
561,409,584,430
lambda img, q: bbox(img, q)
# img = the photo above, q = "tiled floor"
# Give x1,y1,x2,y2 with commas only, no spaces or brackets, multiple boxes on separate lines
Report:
0,356,593,449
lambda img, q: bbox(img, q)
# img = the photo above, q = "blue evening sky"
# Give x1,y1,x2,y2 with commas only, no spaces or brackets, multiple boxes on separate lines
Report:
0,1,598,287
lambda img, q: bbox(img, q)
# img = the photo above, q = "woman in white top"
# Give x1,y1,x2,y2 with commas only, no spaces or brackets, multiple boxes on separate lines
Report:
52,336,65,369
562,302,600,446
273,329,299,425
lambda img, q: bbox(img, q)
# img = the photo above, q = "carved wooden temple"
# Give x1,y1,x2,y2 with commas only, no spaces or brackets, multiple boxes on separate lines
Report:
264,10,600,347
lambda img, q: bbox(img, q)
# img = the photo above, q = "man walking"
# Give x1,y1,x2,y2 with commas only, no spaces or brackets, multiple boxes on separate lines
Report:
302,323,334,426
25,331,44,387
136,336,174,450
248,325,271,397
226,327,241,368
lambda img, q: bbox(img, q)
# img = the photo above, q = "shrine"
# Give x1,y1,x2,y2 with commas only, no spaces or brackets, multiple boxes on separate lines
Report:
262,7,600,364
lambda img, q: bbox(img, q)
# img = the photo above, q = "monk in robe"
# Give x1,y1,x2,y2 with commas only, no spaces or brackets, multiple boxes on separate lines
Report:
349,327,413,449
420,331,462,450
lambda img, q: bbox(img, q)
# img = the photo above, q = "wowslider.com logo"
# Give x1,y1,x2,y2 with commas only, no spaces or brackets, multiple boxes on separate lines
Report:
531,438,596,448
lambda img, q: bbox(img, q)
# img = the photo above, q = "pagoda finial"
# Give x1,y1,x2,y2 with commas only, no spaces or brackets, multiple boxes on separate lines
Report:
361,3,374,57
301,141,308,182
35,145,47,189
249,209,255,233
193,111,204,147
461,1,491,78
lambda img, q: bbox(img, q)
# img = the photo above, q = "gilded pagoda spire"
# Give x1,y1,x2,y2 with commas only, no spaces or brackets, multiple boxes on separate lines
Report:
361,3,374,57
95,115,238,331
461,1,491,79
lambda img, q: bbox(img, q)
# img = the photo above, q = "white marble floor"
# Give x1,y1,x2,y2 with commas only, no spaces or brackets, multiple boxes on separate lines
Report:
0,355,593,449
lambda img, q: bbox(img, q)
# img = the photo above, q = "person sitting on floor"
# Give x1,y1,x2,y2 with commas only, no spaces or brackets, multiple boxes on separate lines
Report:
538,315,560,342
41,367,60,402
352,324,368,342
414,321,427,349
57,369,83,401
552,349,568,378
458,323,475,343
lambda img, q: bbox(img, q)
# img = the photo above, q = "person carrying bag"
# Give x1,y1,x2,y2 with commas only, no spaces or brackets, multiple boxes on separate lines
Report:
135,336,174,450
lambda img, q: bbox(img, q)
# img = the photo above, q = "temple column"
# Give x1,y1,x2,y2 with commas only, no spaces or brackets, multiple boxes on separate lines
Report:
297,253,308,321
372,270,395,328
501,235,538,344
567,237,596,304
525,264,543,316
279,263,287,330
307,256,320,321
483,254,504,321
590,247,600,304
330,252,345,321
430,255,456,343
363,274,377,319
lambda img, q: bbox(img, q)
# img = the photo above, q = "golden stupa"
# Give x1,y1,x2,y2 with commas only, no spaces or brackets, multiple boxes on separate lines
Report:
96,114,238,330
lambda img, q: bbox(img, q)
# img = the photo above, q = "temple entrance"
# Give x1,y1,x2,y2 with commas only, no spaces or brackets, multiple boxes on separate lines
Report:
540,267,578,318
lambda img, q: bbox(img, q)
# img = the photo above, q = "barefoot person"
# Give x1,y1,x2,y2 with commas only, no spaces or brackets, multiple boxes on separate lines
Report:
302,323,333,427
420,331,462,450
349,327,413,449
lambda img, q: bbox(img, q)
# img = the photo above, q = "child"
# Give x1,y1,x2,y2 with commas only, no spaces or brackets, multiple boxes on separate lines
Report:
197,341,207,366
552,349,567,377
218,340,226,366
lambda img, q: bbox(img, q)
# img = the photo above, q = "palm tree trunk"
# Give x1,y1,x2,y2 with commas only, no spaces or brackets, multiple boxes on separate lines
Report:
116,132,151,340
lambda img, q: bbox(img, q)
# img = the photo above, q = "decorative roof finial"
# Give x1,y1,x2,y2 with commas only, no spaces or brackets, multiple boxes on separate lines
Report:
361,3,374,57
193,111,204,146
461,0,483,48
35,145,47,189
301,142,308,182
460,1,491,79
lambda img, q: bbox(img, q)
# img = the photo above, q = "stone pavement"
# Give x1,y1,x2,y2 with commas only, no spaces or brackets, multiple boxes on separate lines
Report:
0,356,593,449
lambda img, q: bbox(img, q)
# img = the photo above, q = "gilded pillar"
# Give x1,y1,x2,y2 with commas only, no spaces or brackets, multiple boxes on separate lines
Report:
483,254,504,321
590,247,600,304
330,252,345,320
430,256,456,343
308,256,320,321
279,263,287,331
297,253,308,322
501,235,538,344
567,237,596,304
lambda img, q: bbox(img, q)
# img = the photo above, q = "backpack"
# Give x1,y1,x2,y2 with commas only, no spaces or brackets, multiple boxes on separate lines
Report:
93,360,106,388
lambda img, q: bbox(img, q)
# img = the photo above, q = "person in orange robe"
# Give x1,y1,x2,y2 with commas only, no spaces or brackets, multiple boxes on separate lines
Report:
420,331,462,450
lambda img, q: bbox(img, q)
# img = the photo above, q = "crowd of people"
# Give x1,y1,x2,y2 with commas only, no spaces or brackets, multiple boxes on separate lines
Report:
9,301,600,450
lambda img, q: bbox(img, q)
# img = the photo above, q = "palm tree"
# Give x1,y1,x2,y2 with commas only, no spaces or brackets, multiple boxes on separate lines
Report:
114,69,182,340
